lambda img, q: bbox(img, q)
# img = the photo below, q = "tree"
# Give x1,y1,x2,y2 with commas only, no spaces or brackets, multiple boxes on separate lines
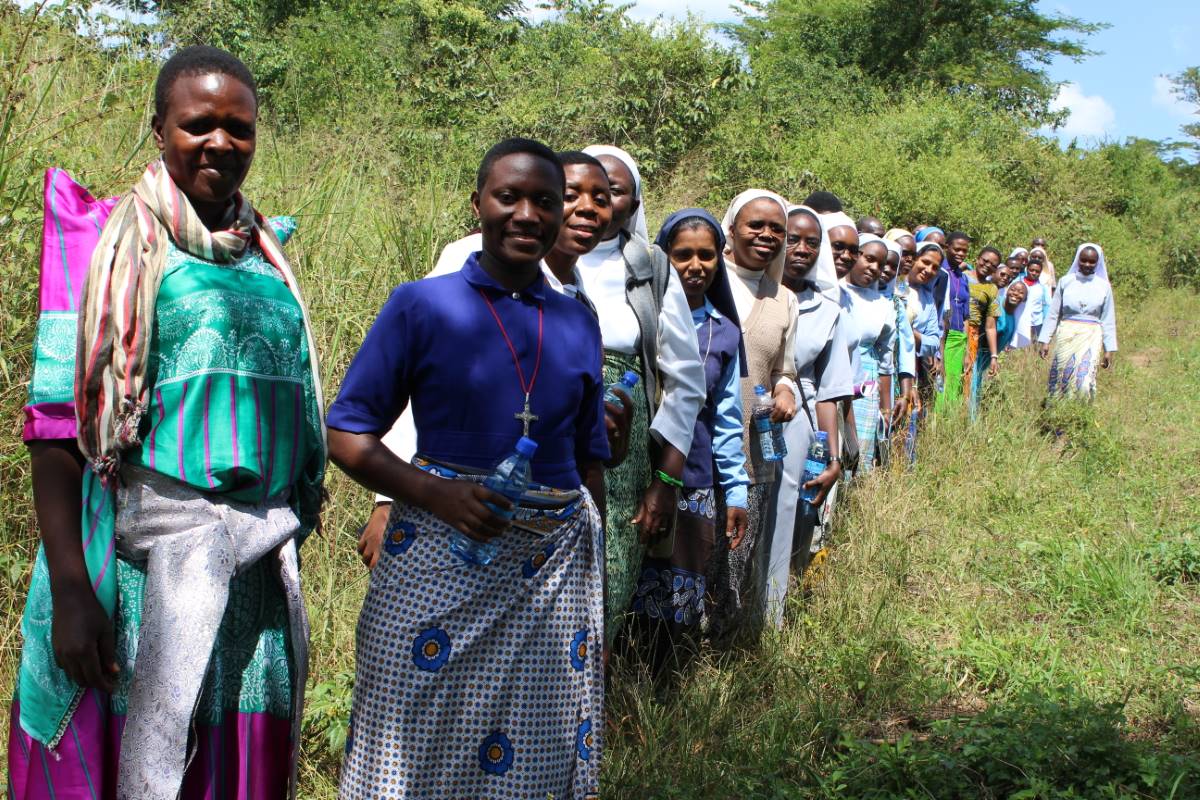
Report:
732,0,1103,122
1168,67,1200,153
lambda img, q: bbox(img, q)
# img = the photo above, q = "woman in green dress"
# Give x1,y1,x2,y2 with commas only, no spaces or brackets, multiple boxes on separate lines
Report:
9,46,324,800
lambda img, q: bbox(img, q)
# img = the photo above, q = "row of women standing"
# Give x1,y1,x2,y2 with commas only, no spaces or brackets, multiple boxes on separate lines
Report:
7,46,1119,800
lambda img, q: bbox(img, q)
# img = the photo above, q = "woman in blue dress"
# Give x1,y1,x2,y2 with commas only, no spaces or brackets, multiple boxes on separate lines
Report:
631,209,749,672
327,139,610,799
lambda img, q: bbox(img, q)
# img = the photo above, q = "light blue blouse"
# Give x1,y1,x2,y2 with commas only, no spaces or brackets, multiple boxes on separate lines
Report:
693,302,750,508
1037,273,1118,352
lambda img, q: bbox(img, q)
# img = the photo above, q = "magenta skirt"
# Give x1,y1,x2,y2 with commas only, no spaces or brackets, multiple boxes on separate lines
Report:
7,691,291,800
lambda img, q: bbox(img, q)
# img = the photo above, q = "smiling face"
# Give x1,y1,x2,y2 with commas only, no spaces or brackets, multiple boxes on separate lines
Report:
550,162,612,258
879,250,900,286
472,152,564,267
996,264,1016,289
1004,279,1027,311
784,210,822,291
975,249,1000,282
947,236,970,269
594,155,638,240
1077,246,1100,276
910,247,942,286
897,235,916,275
849,241,887,288
731,198,786,272
152,72,257,223
828,225,860,279
668,222,721,309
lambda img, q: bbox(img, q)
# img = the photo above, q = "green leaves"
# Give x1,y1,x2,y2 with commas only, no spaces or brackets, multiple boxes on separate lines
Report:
733,0,1105,122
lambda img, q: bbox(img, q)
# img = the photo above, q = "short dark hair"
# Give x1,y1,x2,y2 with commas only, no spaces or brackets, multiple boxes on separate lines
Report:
154,45,257,119
979,245,1002,260
803,191,843,214
946,230,971,245
556,151,606,172
856,215,884,234
477,137,565,193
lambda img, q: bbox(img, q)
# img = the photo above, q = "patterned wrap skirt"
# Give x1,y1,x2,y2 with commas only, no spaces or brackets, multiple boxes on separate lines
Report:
1047,318,1104,400
601,350,651,645
339,479,605,800
706,483,772,646
851,371,882,477
8,473,301,800
630,487,715,671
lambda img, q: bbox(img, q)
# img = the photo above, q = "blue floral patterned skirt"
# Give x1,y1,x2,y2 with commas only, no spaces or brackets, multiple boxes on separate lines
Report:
339,492,604,800
630,487,715,673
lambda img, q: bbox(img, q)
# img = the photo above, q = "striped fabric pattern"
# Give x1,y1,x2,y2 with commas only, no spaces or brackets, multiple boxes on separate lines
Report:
23,169,118,441
74,159,326,482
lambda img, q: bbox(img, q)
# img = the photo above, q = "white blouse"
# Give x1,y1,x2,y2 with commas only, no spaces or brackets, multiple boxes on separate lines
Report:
576,235,706,457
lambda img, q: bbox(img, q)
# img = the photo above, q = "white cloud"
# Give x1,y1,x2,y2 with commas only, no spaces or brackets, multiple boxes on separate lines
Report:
1049,82,1116,139
1152,75,1196,120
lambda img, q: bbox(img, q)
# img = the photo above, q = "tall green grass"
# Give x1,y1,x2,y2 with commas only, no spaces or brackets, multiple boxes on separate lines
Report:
2,7,1200,797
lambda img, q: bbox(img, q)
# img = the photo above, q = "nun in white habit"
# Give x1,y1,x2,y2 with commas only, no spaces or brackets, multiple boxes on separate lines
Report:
707,189,800,642
574,144,707,642
763,205,855,629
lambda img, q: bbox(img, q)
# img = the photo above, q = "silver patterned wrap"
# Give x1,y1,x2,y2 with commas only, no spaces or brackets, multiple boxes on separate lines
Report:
113,466,309,800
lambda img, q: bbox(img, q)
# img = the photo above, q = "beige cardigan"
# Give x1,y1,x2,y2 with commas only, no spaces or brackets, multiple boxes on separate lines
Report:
728,262,798,484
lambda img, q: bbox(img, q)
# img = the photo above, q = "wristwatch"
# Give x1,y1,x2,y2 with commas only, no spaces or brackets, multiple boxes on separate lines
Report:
829,456,842,465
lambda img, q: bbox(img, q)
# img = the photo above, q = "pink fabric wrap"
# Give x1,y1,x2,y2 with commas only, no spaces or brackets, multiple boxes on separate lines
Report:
7,693,293,800
22,168,118,442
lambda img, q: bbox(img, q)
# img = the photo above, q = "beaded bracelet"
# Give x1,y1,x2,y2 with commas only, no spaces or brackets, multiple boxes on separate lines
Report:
654,469,684,489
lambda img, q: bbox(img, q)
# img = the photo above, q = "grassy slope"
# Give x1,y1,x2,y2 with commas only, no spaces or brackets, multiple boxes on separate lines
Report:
599,290,1200,797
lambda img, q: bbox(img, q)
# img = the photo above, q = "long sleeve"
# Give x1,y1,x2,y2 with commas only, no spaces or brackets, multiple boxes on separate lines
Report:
650,269,706,455
1038,279,1065,344
895,304,916,379
770,293,800,388
711,348,750,508
1101,283,1118,352
876,315,897,377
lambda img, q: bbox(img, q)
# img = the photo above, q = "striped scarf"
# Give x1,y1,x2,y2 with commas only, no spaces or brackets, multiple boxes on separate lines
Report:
75,158,326,479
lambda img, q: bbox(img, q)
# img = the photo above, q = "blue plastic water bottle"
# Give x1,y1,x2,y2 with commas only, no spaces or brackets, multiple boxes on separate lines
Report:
800,431,830,505
449,437,538,566
771,419,788,460
603,371,640,410
752,385,780,462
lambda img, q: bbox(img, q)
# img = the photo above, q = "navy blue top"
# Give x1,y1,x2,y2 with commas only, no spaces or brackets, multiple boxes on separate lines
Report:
682,307,742,489
326,254,610,490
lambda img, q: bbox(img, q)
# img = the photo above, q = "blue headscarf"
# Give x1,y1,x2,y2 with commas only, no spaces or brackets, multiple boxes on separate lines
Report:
914,226,944,243
654,208,747,374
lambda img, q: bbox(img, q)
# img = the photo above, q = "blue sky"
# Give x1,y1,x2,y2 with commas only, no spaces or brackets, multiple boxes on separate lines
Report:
535,0,1200,150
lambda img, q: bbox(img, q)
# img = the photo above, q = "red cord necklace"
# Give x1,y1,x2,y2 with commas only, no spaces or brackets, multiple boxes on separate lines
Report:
478,288,544,436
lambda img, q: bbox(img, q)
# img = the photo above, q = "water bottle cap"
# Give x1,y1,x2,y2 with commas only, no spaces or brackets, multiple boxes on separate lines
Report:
815,431,828,442
754,384,768,395
622,371,640,387
515,437,538,457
